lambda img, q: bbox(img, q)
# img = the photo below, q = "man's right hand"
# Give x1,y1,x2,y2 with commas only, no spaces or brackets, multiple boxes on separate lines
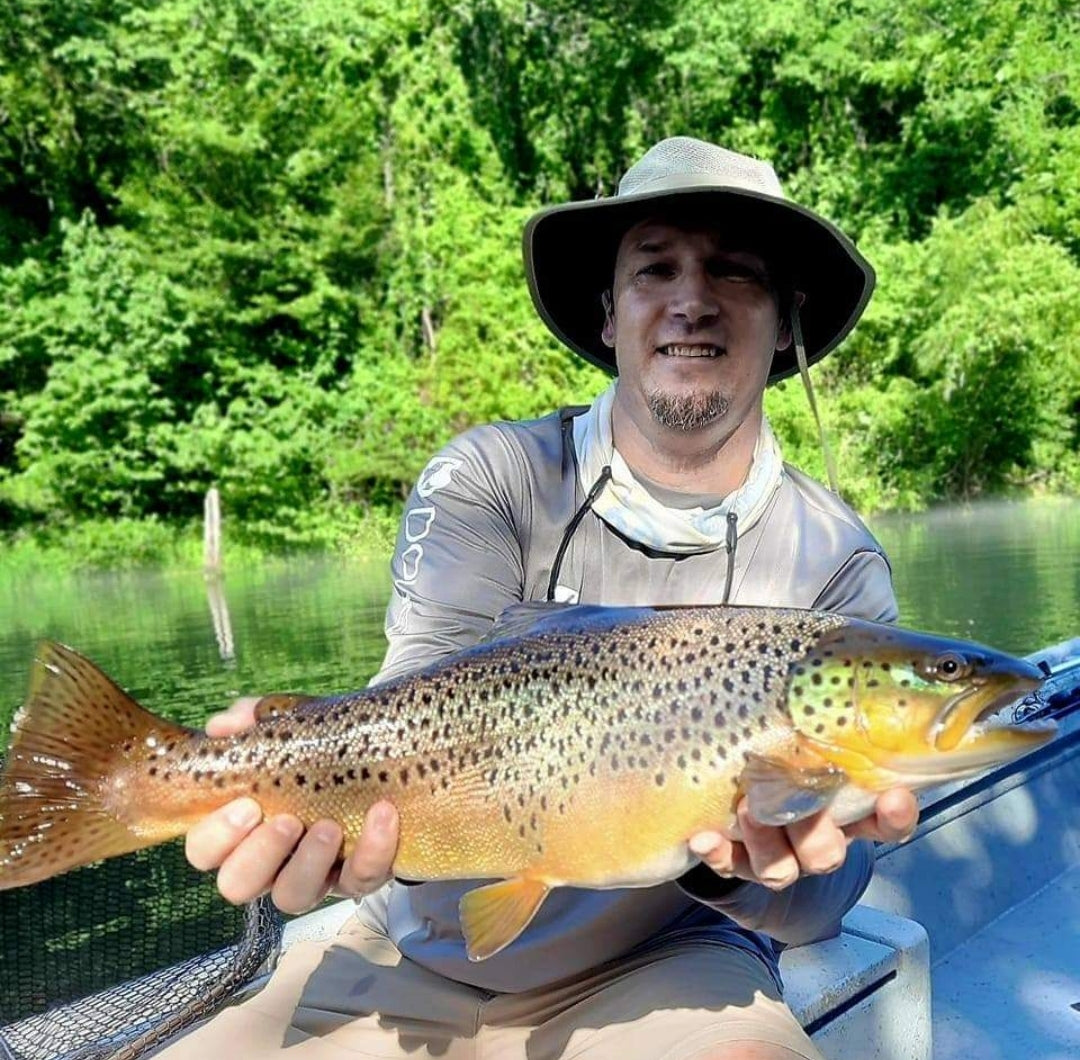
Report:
184,697,401,914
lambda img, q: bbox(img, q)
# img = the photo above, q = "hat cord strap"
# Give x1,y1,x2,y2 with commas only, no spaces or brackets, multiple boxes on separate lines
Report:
791,305,840,494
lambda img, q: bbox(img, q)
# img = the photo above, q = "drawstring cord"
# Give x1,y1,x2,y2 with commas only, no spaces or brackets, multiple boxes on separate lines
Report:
548,469,740,606
721,509,738,604
547,466,613,601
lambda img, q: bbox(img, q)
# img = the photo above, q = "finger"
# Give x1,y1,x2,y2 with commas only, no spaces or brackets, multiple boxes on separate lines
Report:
738,801,800,889
785,811,847,875
337,802,399,897
215,815,304,905
185,797,263,871
270,820,343,914
689,831,737,876
205,696,261,738
844,788,919,843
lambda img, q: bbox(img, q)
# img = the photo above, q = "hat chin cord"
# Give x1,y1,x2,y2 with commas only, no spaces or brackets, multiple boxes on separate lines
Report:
790,303,840,494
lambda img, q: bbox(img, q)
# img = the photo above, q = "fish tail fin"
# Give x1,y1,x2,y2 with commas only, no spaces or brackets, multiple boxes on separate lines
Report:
0,641,193,889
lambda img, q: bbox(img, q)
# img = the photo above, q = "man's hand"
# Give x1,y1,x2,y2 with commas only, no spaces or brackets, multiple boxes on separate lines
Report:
688,788,918,891
184,698,400,914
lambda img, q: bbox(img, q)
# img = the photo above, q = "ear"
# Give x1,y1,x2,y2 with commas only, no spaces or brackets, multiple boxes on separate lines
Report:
775,291,806,352
601,290,616,348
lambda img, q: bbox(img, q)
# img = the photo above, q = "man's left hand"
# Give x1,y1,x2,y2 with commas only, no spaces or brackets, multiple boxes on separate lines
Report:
688,787,918,891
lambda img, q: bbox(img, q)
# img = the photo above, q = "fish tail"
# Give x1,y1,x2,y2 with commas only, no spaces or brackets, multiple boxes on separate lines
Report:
0,641,195,889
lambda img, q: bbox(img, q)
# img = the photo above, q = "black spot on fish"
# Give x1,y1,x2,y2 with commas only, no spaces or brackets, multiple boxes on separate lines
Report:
811,673,823,686
273,777,282,788
378,770,389,784
296,774,307,787
837,716,848,727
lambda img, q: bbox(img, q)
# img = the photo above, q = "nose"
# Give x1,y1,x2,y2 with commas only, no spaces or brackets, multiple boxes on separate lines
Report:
669,266,720,328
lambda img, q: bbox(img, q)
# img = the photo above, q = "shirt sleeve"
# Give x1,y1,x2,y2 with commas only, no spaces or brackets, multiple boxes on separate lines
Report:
677,840,875,946
369,427,527,687
812,549,899,624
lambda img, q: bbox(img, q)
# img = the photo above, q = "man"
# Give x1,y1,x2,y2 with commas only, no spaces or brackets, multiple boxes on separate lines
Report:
168,136,917,1059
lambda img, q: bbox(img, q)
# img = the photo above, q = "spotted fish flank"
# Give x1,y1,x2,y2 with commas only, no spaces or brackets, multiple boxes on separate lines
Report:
0,605,1053,960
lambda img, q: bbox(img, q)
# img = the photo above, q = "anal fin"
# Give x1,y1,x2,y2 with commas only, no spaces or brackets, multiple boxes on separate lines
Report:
458,877,550,961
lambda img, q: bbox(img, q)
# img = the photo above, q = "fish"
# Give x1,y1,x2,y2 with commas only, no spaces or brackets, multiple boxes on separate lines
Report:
0,604,1055,960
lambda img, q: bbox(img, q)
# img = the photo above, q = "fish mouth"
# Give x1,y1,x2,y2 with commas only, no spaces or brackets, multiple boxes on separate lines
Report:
657,344,725,358
931,661,1044,752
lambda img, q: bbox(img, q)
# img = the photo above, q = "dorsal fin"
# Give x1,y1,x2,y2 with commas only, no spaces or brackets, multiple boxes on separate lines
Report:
483,603,656,644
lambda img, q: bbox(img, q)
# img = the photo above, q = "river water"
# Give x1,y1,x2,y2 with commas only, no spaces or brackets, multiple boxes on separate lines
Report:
1,498,1078,739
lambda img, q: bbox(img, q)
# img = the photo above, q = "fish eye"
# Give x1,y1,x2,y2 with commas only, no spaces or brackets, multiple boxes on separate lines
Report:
931,652,971,682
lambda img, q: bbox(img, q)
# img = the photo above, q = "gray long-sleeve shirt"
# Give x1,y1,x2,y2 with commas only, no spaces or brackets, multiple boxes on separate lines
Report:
362,408,898,994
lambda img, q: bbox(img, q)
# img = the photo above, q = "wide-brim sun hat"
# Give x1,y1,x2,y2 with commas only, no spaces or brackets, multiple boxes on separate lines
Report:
523,136,875,384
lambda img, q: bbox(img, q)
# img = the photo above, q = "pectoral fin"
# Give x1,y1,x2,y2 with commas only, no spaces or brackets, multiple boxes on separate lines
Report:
740,747,847,826
459,877,551,961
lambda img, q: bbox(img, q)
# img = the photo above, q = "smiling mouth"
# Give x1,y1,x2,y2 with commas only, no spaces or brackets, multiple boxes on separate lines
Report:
658,344,724,358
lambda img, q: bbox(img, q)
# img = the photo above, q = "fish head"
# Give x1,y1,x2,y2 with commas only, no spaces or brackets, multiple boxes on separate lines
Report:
788,621,1054,790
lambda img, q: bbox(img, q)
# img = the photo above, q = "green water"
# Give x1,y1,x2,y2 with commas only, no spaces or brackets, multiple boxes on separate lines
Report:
870,497,1080,655
1,499,1078,738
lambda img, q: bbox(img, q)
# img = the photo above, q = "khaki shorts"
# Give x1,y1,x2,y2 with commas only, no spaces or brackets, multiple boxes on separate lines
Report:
154,912,824,1060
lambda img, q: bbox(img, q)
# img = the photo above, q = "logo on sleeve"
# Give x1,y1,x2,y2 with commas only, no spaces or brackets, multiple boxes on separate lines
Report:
417,457,463,498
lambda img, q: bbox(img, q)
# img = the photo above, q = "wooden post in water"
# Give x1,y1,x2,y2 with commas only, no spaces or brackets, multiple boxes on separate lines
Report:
204,487,223,575
203,487,234,660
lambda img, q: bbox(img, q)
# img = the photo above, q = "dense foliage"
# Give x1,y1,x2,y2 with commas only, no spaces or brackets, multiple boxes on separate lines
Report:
1,0,1078,558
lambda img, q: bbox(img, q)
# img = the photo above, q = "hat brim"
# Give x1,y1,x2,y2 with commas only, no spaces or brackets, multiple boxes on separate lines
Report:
523,187,875,384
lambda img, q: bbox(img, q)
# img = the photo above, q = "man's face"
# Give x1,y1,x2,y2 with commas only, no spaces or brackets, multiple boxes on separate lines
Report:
603,219,790,435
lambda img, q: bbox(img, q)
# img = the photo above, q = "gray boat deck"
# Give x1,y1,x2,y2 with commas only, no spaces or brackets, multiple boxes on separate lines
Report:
931,863,1080,1060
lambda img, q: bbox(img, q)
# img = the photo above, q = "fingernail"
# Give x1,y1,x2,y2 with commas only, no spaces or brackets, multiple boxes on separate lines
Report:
690,832,723,856
225,799,261,829
369,803,393,830
270,816,304,841
309,821,341,846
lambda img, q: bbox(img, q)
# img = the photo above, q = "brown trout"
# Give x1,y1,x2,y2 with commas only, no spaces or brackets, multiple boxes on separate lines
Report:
0,604,1054,960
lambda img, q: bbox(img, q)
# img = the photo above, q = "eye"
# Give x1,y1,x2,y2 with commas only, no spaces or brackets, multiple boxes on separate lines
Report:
709,260,766,284
931,652,971,682
638,261,674,278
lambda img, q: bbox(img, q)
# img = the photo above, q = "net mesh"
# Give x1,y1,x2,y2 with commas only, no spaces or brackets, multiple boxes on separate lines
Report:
0,839,282,1060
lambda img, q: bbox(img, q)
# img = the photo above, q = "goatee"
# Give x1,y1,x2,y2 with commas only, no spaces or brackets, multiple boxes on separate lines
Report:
646,390,729,431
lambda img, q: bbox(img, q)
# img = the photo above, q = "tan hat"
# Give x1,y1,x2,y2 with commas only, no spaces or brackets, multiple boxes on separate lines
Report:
522,136,875,384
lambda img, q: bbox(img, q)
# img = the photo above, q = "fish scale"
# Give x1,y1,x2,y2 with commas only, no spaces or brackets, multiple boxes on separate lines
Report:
0,603,1052,960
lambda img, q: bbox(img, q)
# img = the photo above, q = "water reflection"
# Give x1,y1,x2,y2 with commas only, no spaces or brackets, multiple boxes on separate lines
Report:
1,498,1077,741
0,557,392,740
871,498,1080,654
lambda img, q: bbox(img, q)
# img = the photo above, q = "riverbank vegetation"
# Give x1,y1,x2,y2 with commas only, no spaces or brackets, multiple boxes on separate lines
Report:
2,0,1078,566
